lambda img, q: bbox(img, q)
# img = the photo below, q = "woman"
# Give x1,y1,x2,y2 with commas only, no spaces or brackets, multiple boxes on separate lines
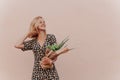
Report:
14,16,59,80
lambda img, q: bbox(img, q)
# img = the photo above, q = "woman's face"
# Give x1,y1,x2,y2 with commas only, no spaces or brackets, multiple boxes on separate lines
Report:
36,18,46,31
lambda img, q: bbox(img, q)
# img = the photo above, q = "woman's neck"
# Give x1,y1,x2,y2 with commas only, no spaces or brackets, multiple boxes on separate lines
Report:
37,30,47,40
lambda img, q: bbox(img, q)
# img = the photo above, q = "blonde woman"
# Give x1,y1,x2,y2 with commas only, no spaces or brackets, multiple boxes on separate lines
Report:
14,16,59,80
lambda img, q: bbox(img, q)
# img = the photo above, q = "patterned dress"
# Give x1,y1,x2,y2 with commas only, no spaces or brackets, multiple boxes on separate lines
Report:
21,34,59,80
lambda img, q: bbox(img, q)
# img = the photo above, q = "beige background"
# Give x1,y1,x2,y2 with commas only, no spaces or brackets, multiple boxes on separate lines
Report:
0,0,120,80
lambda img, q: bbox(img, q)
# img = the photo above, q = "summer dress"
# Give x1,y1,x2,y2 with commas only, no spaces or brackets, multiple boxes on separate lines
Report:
21,34,59,80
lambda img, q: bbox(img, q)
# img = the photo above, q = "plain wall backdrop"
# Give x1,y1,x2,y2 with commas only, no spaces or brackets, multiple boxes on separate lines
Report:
0,0,120,80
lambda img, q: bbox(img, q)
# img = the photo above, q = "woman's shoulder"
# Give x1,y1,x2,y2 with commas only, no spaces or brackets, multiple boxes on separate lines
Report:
47,34,56,39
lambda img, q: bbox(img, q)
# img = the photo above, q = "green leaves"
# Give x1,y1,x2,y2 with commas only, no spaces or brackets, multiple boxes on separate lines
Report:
46,36,69,51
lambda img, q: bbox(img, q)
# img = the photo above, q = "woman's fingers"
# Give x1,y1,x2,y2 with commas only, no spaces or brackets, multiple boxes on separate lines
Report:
41,64,53,69
41,57,53,65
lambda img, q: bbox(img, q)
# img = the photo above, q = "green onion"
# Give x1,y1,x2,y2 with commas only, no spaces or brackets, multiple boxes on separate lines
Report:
46,35,69,51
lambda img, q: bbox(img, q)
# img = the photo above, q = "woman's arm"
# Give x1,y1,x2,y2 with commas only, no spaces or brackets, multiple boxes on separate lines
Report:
14,33,28,49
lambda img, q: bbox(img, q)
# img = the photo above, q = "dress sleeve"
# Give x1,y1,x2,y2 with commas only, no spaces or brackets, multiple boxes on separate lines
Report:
50,34,57,45
21,39,35,51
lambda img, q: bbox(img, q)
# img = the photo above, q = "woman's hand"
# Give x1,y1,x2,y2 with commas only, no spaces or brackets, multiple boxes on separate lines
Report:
41,56,53,65
40,55,58,69
40,56,53,69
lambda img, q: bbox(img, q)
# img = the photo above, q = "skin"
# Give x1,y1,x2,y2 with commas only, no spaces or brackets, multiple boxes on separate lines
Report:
14,17,57,65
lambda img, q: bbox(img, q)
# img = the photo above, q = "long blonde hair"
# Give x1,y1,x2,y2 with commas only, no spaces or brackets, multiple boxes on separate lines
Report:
28,16,43,38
